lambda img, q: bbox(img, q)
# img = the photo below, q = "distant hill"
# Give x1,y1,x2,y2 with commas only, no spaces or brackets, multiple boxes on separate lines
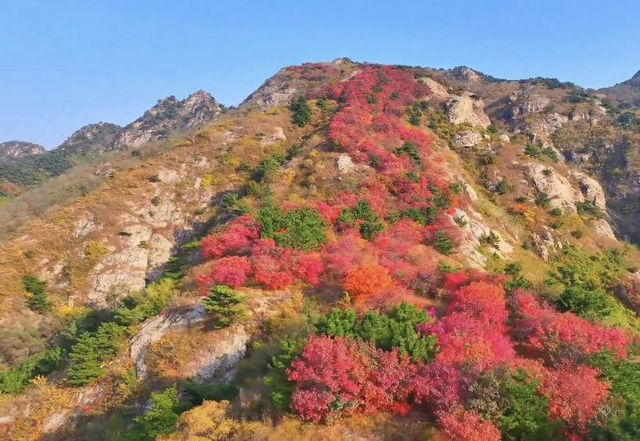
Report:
600,70,640,107
0,90,222,189
0,141,45,161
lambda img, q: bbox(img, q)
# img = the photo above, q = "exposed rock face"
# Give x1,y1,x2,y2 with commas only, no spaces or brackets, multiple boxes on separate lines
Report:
0,141,45,160
574,171,607,210
450,66,483,84
527,112,569,140
453,130,483,148
88,223,152,306
509,88,551,119
527,163,582,212
447,92,491,129
420,77,450,99
115,91,221,148
56,122,122,155
130,304,208,378
241,72,298,109
147,233,173,281
183,324,250,380
532,228,561,261
592,218,617,241
449,209,513,267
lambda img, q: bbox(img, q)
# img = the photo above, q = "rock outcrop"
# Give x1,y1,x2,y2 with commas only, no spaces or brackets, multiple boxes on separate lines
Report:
447,92,491,129
420,77,450,99
0,141,45,160
574,171,607,210
182,324,250,380
115,91,221,148
527,163,582,212
509,88,551,119
453,130,483,148
130,304,208,378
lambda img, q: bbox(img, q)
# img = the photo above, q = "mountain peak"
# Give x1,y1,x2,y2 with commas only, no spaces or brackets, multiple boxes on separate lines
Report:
114,90,222,148
0,140,46,160
57,122,122,155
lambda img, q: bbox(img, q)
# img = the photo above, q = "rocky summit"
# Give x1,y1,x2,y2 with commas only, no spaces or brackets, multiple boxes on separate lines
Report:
1,59,640,441
0,141,45,161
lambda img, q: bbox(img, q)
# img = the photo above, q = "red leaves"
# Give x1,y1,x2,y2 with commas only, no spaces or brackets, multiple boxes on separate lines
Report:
541,365,610,435
344,264,394,300
510,291,630,361
200,215,260,259
328,67,436,178
199,225,325,291
288,335,416,422
439,409,502,441
422,281,515,370
197,256,252,291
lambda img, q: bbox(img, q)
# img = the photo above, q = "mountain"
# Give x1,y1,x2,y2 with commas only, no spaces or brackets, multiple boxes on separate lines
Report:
0,141,45,161
600,70,640,106
0,90,223,192
56,122,122,155
1,60,640,440
114,90,222,148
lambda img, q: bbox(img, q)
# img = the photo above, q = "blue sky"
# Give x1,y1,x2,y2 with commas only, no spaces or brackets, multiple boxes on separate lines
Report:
1,0,639,148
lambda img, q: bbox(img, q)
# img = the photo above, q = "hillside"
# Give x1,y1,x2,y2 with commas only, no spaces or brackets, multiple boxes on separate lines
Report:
0,60,639,441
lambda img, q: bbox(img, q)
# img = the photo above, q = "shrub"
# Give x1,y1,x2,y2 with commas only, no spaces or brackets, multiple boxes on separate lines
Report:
535,192,550,208
590,351,640,440
315,302,438,361
290,96,312,127
359,221,384,240
23,274,52,313
288,336,416,422
200,216,260,259
259,205,326,250
480,231,501,249
394,141,422,165
255,153,286,181
151,196,161,206
344,264,394,299
200,256,253,289
434,230,455,255
496,178,509,195
201,285,246,328
0,347,65,394
124,386,185,440
67,322,125,385
264,337,307,410
115,279,178,326
467,368,559,441
576,201,603,219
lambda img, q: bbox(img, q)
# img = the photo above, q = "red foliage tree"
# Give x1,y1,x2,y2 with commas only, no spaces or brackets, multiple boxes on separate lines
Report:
288,336,416,422
421,281,515,370
510,291,630,360
541,365,610,436
344,264,394,300
200,215,260,259
197,256,253,291
439,409,502,441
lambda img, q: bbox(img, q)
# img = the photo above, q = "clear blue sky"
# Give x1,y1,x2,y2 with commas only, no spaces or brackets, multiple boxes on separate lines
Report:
1,0,639,148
